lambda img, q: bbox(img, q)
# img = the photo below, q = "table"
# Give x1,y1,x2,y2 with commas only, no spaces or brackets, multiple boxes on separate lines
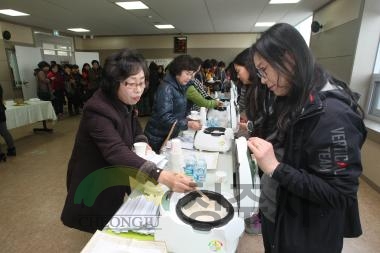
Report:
101,146,236,236
5,100,57,132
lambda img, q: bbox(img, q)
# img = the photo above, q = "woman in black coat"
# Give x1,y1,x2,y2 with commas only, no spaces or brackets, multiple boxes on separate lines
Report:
247,23,366,253
61,49,196,233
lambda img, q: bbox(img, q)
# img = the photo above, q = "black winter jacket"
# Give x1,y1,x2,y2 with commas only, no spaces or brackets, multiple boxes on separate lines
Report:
144,73,189,152
270,88,366,253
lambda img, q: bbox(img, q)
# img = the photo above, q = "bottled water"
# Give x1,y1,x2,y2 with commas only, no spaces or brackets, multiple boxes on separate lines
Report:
184,155,196,177
194,157,207,184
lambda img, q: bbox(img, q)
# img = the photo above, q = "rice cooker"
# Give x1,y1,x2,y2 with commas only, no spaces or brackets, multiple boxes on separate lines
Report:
155,190,244,253
193,127,234,152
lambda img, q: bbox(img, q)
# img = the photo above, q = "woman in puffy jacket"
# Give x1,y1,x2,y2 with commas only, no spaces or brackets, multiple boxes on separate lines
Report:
145,55,202,153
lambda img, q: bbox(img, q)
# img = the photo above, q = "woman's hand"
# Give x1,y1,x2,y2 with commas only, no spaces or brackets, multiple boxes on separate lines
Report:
239,122,248,131
216,100,224,108
240,112,248,123
188,120,202,131
247,137,280,175
157,171,197,192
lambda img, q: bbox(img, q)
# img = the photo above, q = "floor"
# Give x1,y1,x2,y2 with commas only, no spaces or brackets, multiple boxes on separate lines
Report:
0,115,379,253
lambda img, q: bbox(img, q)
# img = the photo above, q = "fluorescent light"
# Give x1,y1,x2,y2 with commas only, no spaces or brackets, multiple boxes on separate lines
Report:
269,0,301,4
0,9,29,16
115,1,149,10
255,22,276,27
155,24,175,29
67,28,90,32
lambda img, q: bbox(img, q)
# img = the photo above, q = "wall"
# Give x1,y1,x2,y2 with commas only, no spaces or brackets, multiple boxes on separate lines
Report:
0,21,34,99
310,0,362,84
75,33,258,65
311,0,380,189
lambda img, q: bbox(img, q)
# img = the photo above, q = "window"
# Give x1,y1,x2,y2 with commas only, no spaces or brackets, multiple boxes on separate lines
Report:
367,41,380,119
57,51,69,56
34,32,74,64
374,41,380,74
43,49,56,55
368,74,380,117
295,15,313,46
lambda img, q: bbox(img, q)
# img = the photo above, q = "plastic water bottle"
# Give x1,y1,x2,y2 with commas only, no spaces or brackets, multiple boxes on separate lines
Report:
200,107,207,126
194,157,207,184
184,155,196,177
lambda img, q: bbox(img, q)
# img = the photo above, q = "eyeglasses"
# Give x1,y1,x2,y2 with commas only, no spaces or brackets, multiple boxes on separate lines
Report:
256,67,267,79
124,81,146,90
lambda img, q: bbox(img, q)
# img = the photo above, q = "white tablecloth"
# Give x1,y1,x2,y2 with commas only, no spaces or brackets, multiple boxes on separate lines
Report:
5,100,57,129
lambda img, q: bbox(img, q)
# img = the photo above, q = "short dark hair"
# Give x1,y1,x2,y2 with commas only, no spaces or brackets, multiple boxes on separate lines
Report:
38,61,50,69
217,61,226,68
168,55,196,76
101,49,148,99
91,60,100,66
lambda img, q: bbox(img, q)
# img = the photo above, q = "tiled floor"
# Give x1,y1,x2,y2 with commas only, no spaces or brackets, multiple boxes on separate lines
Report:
0,115,379,253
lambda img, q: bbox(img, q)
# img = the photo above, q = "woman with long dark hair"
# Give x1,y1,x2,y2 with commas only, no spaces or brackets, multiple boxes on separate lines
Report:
248,23,366,253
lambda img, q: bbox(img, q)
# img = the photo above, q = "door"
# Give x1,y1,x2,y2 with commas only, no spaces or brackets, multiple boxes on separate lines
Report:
15,46,42,99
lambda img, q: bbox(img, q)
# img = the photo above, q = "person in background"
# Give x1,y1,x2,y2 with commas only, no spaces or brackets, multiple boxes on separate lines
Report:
87,60,102,99
215,61,227,92
157,65,165,82
145,55,202,153
248,23,367,253
61,49,196,233
223,61,237,93
148,62,160,112
232,47,263,235
71,64,85,109
47,63,65,118
35,61,52,101
215,61,226,82
204,60,214,81
186,57,223,113
0,84,16,161
81,63,91,102
63,64,80,115
234,48,254,123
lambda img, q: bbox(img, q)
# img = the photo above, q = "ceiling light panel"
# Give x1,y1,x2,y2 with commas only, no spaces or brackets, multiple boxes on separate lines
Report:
115,1,149,10
0,9,30,16
269,0,301,4
255,22,276,27
67,28,90,32
155,24,175,29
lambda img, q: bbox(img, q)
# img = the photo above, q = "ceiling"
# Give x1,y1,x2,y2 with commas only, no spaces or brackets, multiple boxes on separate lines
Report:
0,0,331,37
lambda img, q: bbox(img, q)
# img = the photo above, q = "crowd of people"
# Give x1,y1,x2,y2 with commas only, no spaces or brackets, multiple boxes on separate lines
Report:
34,60,103,118
5,22,364,253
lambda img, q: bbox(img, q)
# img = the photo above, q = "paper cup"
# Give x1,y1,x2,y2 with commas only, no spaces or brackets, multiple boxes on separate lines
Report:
134,142,147,157
215,170,227,183
171,138,182,153
191,110,198,117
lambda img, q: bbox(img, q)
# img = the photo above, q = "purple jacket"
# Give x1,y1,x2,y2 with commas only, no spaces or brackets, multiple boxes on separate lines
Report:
61,90,161,232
